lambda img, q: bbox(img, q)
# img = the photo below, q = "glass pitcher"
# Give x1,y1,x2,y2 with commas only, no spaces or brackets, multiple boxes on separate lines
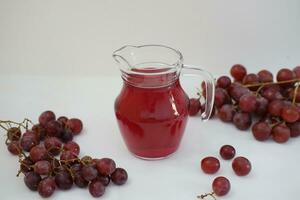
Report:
113,45,215,160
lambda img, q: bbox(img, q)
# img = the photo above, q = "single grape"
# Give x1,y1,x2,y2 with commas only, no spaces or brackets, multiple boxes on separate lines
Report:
45,120,63,138
288,88,300,102
239,93,257,113
228,83,250,101
96,158,116,176
96,175,111,186
29,145,48,163
230,64,247,81
261,86,283,101
255,96,268,116
276,68,295,82
218,104,235,122
44,137,62,156
257,69,273,83
188,98,201,116
212,176,230,196
55,169,73,190
233,112,252,130
60,129,74,143
219,145,235,160
66,118,83,135
288,122,300,137
242,73,260,90
7,141,21,155
201,157,220,174
7,127,21,141
70,163,82,174
268,100,284,117
63,141,80,156
34,160,52,175
89,180,105,197
214,88,231,108
272,124,290,143
111,168,128,185
252,122,271,141
81,165,98,181
24,171,42,191
57,116,68,127
20,131,39,152
217,76,231,89
232,156,251,176
60,150,78,161
281,106,299,123
31,124,46,141
74,172,89,188
39,111,56,126
293,66,300,78
38,177,56,198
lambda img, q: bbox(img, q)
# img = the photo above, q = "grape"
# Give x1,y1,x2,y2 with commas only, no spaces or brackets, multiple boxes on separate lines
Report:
66,118,83,135
257,69,273,83
239,93,257,113
81,165,98,181
268,100,284,117
20,157,34,173
89,180,105,197
96,158,116,176
34,160,52,175
60,129,74,143
96,175,110,186
39,111,56,126
242,73,260,90
201,156,220,174
288,122,300,137
24,172,42,191
111,168,128,185
252,122,271,141
7,141,21,155
293,66,300,78
255,96,268,116
232,156,251,176
7,127,21,141
212,176,230,196
281,106,299,123
60,150,78,161
230,64,247,81
289,88,300,102
45,120,63,138
20,131,39,152
261,86,283,101
217,76,231,89
31,124,46,141
214,88,231,108
233,112,252,130
55,169,73,190
81,155,93,165
188,98,201,116
63,141,80,156
29,145,48,162
44,137,62,156
218,104,235,122
57,116,68,127
74,172,89,188
276,68,295,82
38,177,56,198
70,163,82,174
219,145,235,160
272,124,290,143
228,83,250,101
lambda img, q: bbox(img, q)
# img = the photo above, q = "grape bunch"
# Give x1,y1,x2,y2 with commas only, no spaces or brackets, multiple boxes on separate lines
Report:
0,111,128,198
190,64,300,143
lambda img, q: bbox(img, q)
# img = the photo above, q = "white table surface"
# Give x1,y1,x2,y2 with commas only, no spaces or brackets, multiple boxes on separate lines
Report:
0,74,299,200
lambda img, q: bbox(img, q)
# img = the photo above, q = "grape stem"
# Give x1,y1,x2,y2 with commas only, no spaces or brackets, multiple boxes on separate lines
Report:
292,83,300,105
243,78,300,88
197,192,216,200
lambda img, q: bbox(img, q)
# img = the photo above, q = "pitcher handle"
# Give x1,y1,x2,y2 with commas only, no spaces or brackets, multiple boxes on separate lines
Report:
181,65,215,121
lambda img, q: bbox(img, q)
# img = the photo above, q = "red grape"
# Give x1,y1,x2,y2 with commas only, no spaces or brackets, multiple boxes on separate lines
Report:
218,104,235,122
96,158,116,176
233,112,252,130
38,177,56,198
7,127,21,141
239,93,257,113
219,145,235,160
293,66,300,78
188,98,201,116
232,156,251,176
7,141,21,155
111,168,128,185
60,150,78,161
252,122,271,141
228,83,250,101
45,120,63,138
96,175,110,186
288,88,300,102
55,169,73,190
268,100,284,117
34,160,52,175
257,69,273,83
20,157,34,173
57,116,68,127
261,86,283,101
29,145,48,163
201,156,220,174
217,76,231,89
61,129,74,143
39,111,56,126
81,165,98,181
44,137,62,156
212,176,230,196
255,96,268,116
214,88,231,108
63,141,80,156
24,171,42,191
288,122,300,137
74,172,89,188
89,180,105,197
230,64,247,81
276,68,295,82
66,118,83,135
20,131,39,152
281,106,299,123
31,124,46,141
242,73,260,90
272,124,290,143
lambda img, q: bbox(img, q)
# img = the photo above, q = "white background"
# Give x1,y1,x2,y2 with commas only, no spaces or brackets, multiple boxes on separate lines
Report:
0,1,300,200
